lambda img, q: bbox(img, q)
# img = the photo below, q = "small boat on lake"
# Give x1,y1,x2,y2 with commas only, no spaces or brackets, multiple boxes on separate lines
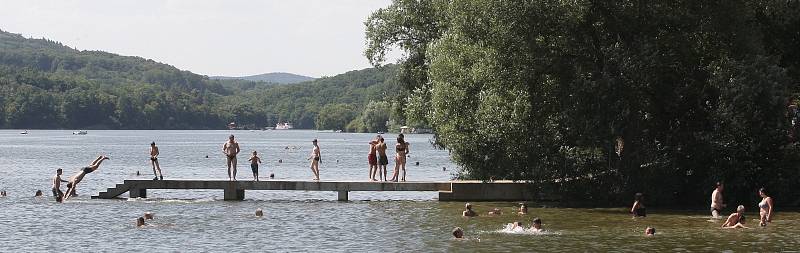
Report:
20,130,28,135
275,122,293,130
73,130,88,135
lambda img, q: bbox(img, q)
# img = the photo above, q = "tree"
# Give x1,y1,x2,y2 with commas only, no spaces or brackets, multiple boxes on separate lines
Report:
315,103,357,130
361,101,392,133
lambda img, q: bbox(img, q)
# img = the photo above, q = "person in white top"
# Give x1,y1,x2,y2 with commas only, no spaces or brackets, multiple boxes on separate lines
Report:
710,182,725,218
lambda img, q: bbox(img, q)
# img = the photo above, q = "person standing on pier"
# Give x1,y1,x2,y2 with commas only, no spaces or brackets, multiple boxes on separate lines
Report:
150,142,164,180
223,135,241,181
377,137,389,181
63,155,110,201
390,136,408,182
368,139,379,181
308,139,321,180
249,151,262,181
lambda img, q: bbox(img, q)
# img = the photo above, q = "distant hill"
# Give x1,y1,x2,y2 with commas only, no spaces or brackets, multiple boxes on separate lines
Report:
211,72,315,84
0,29,398,130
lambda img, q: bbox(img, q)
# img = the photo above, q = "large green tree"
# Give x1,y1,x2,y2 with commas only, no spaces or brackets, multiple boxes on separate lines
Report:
368,0,800,205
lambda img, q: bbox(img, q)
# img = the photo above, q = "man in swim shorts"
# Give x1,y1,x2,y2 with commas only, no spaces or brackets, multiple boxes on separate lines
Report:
222,135,240,181
377,137,389,181
64,155,110,201
52,168,68,202
710,182,725,218
150,142,163,180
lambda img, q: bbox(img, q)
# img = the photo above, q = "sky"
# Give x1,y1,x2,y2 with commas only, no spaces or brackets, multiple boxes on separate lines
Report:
0,0,396,78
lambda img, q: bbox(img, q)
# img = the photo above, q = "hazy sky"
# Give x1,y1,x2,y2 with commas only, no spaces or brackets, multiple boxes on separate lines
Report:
0,0,395,77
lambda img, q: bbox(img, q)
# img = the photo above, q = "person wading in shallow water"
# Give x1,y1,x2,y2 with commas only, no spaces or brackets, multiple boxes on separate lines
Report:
222,135,240,181
63,155,110,202
51,168,68,202
150,142,163,180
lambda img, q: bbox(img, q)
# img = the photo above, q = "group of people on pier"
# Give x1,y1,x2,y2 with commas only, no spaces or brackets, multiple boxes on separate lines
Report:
45,133,413,202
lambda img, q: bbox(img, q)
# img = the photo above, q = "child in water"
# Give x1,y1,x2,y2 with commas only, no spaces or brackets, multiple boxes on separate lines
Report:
452,227,464,239
248,151,262,181
645,227,655,236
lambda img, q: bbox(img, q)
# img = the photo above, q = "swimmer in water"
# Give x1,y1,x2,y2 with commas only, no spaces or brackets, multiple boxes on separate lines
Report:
462,203,478,217
645,227,655,236
144,212,155,220
136,217,146,227
518,204,528,215
530,217,543,232
722,205,748,229
255,208,263,217
488,208,502,215
452,227,464,239
269,173,275,179
35,190,43,197
63,155,110,201
758,187,773,227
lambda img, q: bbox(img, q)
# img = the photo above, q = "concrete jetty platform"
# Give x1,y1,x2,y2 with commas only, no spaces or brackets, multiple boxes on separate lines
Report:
92,179,548,201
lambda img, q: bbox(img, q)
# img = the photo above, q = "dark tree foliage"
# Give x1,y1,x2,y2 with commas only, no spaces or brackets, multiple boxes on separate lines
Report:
0,30,400,130
367,0,800,206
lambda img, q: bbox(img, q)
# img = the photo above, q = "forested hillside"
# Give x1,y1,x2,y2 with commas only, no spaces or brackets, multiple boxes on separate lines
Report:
0,29,399,130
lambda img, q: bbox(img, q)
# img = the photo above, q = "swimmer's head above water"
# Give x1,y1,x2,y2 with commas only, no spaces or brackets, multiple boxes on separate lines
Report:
255,208,264,217
531,217,542,230
136,217,145,227
452,227,464,239
645,227,655,236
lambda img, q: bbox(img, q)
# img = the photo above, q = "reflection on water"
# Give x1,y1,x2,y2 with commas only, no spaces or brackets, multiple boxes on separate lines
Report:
0,131,798,251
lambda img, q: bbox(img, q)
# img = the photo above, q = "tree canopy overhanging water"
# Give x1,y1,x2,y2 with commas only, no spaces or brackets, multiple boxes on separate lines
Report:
365,0,800,206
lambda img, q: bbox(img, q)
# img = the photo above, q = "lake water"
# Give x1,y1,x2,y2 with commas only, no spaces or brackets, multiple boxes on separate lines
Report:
0,130,797,252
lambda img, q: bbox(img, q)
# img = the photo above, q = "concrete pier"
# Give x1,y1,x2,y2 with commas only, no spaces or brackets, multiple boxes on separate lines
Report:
92,179,550,201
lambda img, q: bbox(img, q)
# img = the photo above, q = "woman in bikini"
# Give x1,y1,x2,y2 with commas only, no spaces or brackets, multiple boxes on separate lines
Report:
390,137,408,182
758,187,773,226
63,155,110,201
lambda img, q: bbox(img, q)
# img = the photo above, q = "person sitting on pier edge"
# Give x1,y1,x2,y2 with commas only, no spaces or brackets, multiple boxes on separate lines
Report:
463,203,478,217
64,155,110,201
722,205,748,229
631,193,646,217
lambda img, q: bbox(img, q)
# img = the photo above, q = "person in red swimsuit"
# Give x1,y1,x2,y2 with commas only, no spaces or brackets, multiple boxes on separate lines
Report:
368,138,379,181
